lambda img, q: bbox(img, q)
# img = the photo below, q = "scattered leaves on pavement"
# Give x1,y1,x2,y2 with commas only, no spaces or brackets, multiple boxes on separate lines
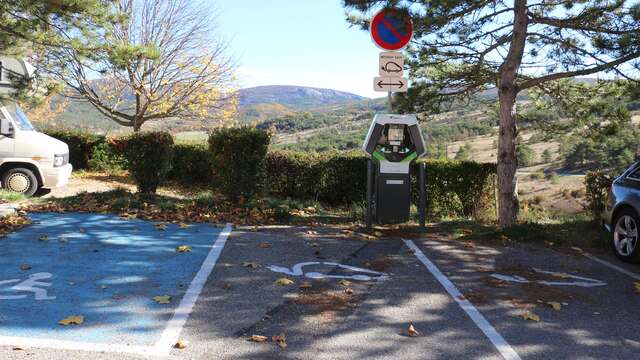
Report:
153,295,172,304
272,333,287,349
519,310,540,322
174,340,188,349
59,315,84,325
338,279,352,287
250,335,268,343
407,324,420,337
176,245,191,253
242,262,259,269
275,278,294,286
179,222,189,229
0,214,31,237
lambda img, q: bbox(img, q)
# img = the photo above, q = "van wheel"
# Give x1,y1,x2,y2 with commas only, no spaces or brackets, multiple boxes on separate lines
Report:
2,168,39,196
612,208,640,263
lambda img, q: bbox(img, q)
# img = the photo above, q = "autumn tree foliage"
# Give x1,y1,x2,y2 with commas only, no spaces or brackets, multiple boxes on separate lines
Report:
43,0,236,131
343,0,640,226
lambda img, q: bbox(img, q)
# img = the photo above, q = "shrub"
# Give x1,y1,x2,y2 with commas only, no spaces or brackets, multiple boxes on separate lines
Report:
414,160,497,221
119,131,174,193
517,143,536,167
584,171,613,220
530,171,544,180
168,144,214,186
87,140,126,172
43,129,105,170
208,127,271,201
546,171,559,184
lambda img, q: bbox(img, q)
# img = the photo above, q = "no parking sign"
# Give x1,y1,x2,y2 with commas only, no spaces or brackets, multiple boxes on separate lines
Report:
370,8,413,51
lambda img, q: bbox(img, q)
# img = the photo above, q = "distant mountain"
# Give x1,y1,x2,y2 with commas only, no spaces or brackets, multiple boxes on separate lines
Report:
239,86,366,107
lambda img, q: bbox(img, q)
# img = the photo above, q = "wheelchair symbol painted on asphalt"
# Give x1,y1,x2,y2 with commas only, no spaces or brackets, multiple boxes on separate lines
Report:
490,268,606,288
0,272,56,300
267,262,389,281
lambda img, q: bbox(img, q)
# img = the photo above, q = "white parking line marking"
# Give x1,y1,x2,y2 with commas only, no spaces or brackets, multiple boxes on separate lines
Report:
155,223,233,355
583,253,640,281
404,239,521,360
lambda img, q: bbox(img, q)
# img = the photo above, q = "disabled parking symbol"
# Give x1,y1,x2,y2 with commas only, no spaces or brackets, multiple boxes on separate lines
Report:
0,272,56,300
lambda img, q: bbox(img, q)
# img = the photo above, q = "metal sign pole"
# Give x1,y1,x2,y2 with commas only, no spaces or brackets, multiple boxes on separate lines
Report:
419,162,426,231
366,159,373,232
388,91,393,112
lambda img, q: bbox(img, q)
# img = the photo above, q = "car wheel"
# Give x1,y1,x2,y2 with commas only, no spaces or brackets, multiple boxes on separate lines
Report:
2,168,39,196
612,208,640,263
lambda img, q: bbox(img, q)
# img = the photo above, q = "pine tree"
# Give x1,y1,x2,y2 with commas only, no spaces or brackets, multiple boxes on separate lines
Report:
343,0,640,226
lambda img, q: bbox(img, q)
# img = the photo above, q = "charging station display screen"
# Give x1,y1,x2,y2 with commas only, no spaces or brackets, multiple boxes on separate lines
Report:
387,126,404,146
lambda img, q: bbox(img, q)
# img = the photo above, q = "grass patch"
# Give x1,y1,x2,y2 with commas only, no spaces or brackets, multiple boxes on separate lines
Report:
430,213,608,250
0,190,28,203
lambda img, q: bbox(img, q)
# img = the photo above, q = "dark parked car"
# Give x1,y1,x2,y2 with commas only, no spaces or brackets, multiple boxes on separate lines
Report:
604,161,640,262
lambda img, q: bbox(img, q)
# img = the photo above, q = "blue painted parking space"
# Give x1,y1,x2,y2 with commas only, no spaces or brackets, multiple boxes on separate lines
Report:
0,212,226,352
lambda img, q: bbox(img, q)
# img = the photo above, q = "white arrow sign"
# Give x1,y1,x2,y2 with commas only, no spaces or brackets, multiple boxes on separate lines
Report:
374,76,408,92
379,52,404,77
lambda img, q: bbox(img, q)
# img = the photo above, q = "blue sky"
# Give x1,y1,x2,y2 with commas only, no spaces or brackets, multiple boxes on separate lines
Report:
215,0,382,98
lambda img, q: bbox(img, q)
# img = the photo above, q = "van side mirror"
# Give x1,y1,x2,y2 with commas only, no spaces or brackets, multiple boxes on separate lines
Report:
0,118,14,138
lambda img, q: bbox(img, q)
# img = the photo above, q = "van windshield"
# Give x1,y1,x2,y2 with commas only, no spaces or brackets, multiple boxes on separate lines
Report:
4,103,35,131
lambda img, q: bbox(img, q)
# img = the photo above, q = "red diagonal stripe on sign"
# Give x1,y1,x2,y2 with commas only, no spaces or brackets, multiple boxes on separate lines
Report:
380,16,405,43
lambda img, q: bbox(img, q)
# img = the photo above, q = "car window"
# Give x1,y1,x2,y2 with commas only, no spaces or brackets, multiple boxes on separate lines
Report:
627,166,640,180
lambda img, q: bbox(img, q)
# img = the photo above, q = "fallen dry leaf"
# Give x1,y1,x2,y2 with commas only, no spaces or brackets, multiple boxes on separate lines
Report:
272,333,287,349
550,272,570,279
59,315,84,325
176,245,191,253
407,324,420,337
38,235,49,241
153,295,172,304
242,262,259,269
519,310,540,322
299,281,312,289
174,339,188,349
345,288,354,295
223,283,232,290
463,241,475,248
275,278,294,286
155,223,167,231
258,241,271,248
19,263,31,271
250,335,268,343
547,302,562,311
179,222,189,229
338,279,352,287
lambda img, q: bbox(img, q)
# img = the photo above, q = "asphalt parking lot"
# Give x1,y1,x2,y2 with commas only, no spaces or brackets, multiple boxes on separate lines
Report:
2,213,640,359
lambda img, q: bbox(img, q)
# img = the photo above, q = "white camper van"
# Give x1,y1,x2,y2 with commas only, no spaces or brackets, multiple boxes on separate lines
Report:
0,57,71,196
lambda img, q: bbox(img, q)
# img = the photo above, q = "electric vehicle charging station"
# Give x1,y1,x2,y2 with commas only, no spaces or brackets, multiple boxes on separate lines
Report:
362,114,427,229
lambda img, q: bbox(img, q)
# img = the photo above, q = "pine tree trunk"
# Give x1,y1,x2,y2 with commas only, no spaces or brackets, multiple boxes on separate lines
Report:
496,0,528,227
497,88,519,226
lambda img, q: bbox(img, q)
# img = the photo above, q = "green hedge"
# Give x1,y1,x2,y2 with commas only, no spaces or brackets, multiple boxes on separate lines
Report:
168,144,214,186
119,131,174,194
265,150,367,204
209,127,271,201
40,129,497,220
44,129,106,170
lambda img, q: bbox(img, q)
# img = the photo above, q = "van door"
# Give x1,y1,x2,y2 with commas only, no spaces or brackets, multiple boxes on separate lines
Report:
0,106,15,157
